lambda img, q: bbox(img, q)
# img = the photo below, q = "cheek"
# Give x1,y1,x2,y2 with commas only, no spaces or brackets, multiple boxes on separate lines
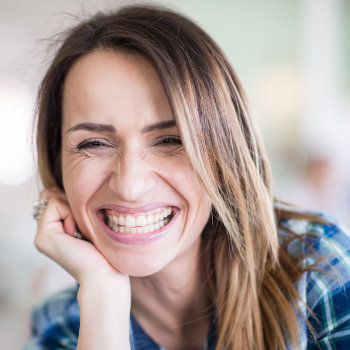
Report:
62,157,109,227
62,152,109,194
155,156,212,222
159,157,209,204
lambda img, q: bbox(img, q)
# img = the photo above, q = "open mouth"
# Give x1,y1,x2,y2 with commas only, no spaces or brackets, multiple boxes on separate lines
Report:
101,206,175,234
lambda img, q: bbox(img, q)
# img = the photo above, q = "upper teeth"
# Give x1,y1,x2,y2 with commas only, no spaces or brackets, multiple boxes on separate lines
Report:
106,207,172,228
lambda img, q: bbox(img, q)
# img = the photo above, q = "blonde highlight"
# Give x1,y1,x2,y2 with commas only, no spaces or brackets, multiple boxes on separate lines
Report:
35,5,319,349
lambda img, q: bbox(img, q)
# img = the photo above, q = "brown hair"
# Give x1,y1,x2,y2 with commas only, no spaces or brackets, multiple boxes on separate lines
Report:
36,5,311,349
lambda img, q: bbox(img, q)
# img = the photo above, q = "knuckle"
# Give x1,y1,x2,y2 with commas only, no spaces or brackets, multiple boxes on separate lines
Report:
47,197,64,210
40,187,68,204
48,197,59,205
40,188,51,198
34,233,46,253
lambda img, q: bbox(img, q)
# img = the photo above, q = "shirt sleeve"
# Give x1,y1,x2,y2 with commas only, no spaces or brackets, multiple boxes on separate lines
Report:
23,287,80,350
304,218,350,349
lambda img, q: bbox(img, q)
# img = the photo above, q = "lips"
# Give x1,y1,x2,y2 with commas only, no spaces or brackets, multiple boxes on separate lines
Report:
96,204,178,244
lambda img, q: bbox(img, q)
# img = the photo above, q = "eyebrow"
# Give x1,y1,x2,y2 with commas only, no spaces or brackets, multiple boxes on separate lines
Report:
141,120,176,133
66,120,177,134
67,123,116,133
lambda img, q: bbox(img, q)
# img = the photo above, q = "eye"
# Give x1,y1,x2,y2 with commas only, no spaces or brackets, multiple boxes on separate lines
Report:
74,138,115,158
153,136,182,147
76,139,111,151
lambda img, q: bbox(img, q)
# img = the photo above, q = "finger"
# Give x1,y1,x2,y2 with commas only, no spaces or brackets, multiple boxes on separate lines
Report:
34,189,116,282
35,198,74,252
40,187,68,203
52,198,77,236
35,226,93,280
63,214,77,236
39,189,77,235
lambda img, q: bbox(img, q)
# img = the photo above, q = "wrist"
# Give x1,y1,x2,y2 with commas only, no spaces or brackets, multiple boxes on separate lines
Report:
77,274,131,310
77,279,131,349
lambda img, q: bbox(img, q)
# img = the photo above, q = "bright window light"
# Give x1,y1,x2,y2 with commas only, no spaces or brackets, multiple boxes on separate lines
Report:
0,79,35,186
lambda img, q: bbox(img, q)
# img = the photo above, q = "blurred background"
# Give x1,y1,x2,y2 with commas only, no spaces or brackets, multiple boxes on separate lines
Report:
0,0,349,348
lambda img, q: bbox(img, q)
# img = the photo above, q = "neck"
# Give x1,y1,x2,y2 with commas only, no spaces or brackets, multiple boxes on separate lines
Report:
130,238,211,330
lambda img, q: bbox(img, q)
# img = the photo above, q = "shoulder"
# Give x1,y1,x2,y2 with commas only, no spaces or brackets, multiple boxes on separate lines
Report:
279,211,350,348
279,211,350,263
279,211,350,294
24,285,80,350
279,211,350,279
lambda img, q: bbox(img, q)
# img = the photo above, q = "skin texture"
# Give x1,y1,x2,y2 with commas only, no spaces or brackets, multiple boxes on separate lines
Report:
35,50,213,349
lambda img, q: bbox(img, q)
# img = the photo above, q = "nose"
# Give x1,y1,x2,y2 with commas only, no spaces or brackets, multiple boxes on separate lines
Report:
108,149,156,202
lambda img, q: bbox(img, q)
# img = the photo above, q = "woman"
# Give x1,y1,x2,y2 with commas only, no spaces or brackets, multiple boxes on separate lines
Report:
25,5,350,350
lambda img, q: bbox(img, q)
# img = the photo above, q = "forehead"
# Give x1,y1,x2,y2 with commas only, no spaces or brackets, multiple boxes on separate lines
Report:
62,50,173,128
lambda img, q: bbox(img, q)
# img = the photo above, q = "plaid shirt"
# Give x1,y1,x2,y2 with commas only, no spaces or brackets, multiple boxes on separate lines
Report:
23,213,350,350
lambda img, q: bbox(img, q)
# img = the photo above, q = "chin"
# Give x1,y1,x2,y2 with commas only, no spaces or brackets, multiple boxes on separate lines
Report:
109,256,172,277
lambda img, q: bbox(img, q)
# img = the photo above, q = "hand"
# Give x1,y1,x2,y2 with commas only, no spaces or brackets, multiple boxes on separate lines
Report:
34,188,131,349
34,188,128,286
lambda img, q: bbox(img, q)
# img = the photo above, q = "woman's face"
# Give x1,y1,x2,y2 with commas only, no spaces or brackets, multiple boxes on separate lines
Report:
61,50,212,276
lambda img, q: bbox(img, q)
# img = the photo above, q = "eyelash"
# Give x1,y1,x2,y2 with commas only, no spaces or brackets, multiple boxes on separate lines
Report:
152,136,182,147
76,136,182,152
76,139,110,150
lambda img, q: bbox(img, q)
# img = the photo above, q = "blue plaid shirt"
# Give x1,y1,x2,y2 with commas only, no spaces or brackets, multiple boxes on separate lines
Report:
23,214,350,349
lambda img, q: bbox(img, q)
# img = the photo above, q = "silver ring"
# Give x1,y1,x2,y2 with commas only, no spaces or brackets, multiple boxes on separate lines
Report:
32,198,48,220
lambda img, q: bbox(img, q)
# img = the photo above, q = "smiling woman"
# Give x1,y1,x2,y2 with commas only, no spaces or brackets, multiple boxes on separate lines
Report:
25,4,350,350
60,50,211,276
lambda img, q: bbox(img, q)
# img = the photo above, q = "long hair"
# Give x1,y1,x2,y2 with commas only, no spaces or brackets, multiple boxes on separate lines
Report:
36,5,309,349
